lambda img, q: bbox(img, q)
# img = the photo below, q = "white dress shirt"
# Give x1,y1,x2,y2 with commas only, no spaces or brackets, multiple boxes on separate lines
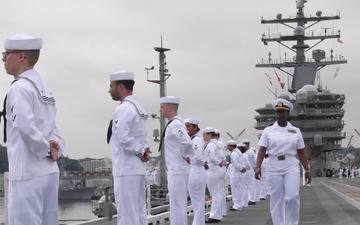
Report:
258,121,305,172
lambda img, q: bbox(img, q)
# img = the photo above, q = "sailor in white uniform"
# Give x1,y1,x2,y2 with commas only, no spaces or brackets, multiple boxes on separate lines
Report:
2,34,64,225
185,118,207,225
204,127,225,223
108,71,150,225
242,139,259,204
255,98,311,225
227,140,244,210
214,129,227,217
160,96,193,225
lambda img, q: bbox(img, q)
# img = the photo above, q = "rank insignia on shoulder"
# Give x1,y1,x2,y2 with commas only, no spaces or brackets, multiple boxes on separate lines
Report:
288,129,296,133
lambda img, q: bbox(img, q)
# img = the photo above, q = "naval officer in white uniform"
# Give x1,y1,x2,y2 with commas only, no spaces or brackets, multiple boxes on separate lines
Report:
185,118,207,225
255,98,311,225
108,71,150,225
2,34,64,225
160,96,193,225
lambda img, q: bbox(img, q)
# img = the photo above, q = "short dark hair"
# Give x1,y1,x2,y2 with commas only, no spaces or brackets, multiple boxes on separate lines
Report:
23,50,40,66
115,80,135,91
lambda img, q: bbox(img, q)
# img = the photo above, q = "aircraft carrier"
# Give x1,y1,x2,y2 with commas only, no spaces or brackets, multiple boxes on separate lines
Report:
255,0,347,176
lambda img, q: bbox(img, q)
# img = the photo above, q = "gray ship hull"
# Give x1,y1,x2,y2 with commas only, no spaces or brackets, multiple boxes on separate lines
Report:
59,187,96,200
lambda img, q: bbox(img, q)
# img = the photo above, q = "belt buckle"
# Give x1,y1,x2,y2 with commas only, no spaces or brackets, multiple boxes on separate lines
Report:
277,155,285,160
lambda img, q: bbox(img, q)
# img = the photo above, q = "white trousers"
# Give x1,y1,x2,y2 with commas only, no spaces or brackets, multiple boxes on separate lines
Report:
9,173,59,225
207,166,223,220
230,176,241,209
168,174,189,225
220,167,227,216
188,168,206,225
113,175,147,225
266,167,300,225
247,170,256,202
230,175,249,209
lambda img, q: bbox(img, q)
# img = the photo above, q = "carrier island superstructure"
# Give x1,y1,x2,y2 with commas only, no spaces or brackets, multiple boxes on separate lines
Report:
255,0,347,176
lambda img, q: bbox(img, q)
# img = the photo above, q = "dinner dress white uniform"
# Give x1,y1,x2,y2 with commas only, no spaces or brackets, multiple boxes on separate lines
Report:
110,95,149,225
205,139,224,221
164,115,193,225
188,131,206,225
6,69,64,225
259,158,270,199
258,121,305,225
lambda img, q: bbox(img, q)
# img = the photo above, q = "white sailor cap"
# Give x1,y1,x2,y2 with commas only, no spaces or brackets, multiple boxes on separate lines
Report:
160,96,180,105
227,140,237,146
272,98,293,111
214,129,220,134
184,118,200,126
203,127,215,133
4,33,42,50
241,139,250,144
110,71,134,81
237,143,246,148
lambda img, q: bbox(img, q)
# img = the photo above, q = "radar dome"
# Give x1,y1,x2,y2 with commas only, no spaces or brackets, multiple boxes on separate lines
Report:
296,89,307,101
294,26,305,36
302,84,317,92
301,85,318,96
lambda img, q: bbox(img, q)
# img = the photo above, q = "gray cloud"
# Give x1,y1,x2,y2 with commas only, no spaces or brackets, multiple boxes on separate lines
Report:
1,0,359,158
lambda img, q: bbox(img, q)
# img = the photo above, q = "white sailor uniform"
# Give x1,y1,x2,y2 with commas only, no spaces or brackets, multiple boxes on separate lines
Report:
110,95,149,225
230,148,251,209
216,138,227,216
6,69,64,225
205,139,224,221
258,121,305,225
188,131,206,225
164,115,193,225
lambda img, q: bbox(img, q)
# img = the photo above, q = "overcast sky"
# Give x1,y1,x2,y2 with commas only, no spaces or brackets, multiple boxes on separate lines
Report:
1,0,359,159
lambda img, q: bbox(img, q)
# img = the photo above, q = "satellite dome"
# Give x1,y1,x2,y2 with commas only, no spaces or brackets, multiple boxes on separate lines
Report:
294,26,305,36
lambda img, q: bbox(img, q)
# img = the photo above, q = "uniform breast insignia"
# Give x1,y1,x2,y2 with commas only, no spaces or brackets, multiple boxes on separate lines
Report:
178,129,184,137
288,129,297,133
277,155,286,160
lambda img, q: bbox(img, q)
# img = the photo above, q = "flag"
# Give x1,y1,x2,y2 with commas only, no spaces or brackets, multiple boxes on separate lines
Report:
274,69,281,82
337,38,344,44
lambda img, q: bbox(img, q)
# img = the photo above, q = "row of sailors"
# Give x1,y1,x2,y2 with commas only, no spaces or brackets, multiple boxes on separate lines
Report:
339,167,360,179
184,119,269,224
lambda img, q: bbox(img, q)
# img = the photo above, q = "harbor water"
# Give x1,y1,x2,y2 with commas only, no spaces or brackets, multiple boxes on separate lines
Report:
0,197,98,225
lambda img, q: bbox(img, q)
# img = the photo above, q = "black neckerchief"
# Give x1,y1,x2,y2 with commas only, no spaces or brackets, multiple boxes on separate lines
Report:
158,119,175,152
2,79,19,143
106,120,113,144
